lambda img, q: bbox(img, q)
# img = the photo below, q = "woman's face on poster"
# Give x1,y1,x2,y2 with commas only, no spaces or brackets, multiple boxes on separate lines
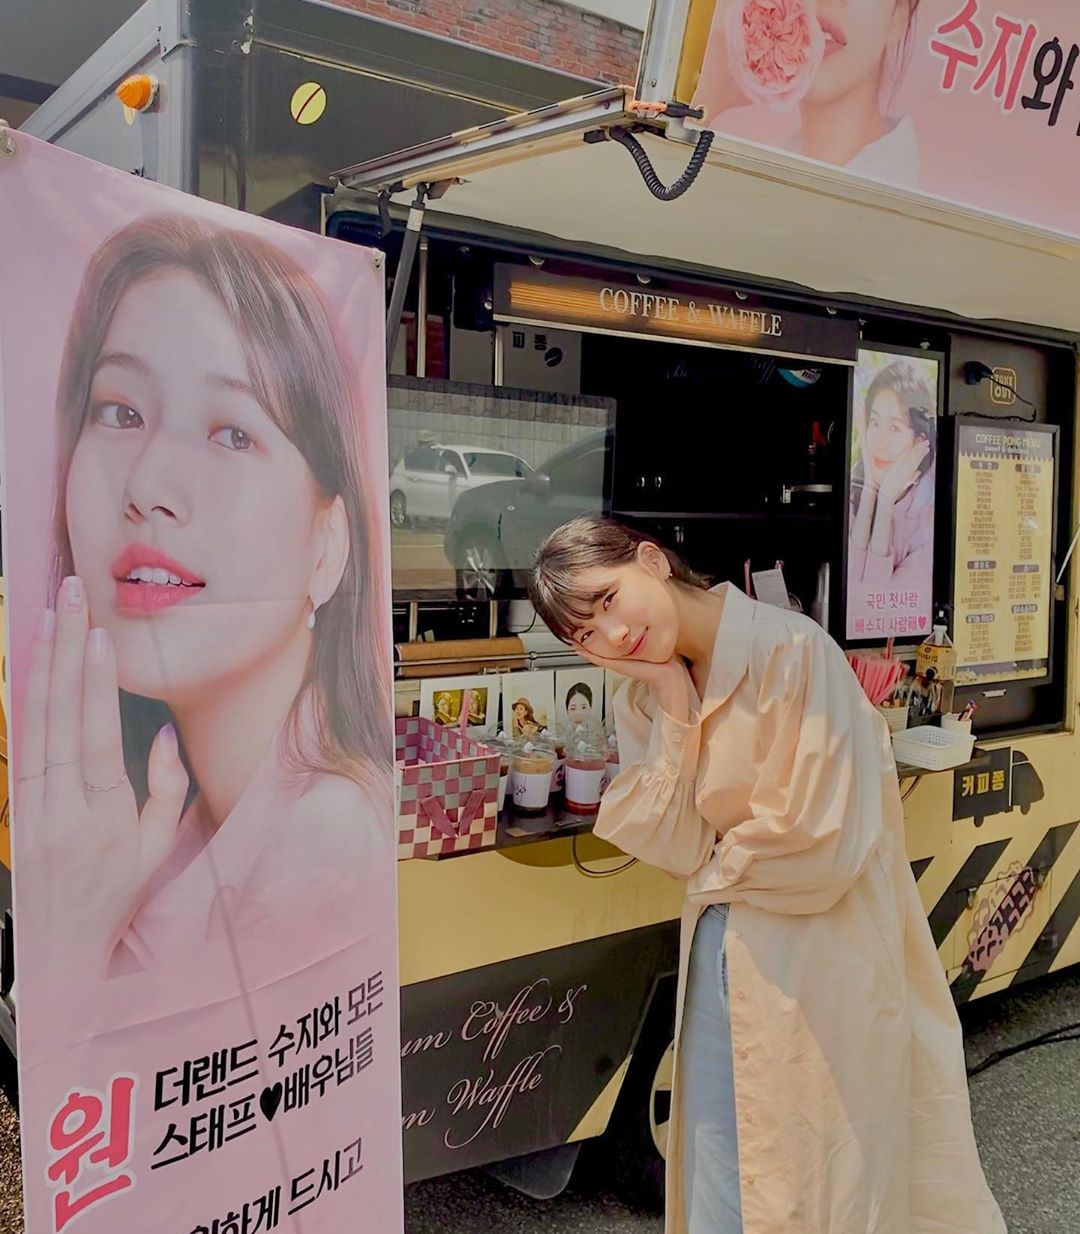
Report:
804,0,909,106
66,270,335,704
566,689,592,723
864,386,917,476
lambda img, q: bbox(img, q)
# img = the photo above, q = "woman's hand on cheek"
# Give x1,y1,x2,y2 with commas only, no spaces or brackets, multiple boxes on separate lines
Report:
572,640,687,692
877,439,930,503
574,642,693,725
16,577,189,985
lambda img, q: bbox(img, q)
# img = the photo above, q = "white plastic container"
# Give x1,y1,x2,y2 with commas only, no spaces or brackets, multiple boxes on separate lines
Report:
876,704,908,735
891,725,975,771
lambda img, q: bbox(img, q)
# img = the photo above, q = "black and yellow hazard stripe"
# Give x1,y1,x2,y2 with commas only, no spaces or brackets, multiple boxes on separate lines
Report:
1011,849,1080,986
950,823,1080,1003
910,824,1080,1005
925,840,1012,950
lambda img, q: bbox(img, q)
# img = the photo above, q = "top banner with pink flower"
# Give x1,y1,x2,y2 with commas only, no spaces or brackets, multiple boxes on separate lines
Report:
689,0,1080,239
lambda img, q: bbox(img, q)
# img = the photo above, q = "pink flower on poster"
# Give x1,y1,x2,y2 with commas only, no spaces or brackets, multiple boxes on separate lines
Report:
726,0,825,111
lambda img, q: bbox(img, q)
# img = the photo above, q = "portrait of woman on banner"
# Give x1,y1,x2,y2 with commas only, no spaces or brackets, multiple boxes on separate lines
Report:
846,352,938,637
693,0,922,187
14,215,394,1034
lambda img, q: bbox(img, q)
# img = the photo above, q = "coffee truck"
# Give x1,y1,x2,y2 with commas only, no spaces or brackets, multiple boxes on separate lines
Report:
7,0,1080,1209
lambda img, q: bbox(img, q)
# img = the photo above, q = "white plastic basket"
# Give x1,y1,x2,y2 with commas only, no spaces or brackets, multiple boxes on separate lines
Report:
876,704,909,735
891,724,975,772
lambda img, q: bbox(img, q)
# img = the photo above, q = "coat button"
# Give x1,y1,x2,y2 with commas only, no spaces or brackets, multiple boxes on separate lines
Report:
672,731,683,744
737,1047,748,1060
736,989,746,1001
745,1173,755,1186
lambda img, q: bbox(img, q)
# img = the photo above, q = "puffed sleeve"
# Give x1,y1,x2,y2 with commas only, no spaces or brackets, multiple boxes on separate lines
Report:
595,675,715,879
687,622,891,914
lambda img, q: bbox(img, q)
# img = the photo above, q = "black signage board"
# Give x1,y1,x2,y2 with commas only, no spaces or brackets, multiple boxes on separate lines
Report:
952,747,1012,822
400,920,679,1182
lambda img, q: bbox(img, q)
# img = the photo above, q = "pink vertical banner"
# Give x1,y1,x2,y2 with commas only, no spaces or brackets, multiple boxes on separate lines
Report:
846,347,939,640
0,134,402,1234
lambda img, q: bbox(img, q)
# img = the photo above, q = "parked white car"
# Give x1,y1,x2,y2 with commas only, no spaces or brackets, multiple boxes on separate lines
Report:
389,444,532,527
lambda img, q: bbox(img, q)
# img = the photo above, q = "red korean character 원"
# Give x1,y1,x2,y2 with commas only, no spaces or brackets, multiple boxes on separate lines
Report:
47,1075,137,1232
931,0,985,91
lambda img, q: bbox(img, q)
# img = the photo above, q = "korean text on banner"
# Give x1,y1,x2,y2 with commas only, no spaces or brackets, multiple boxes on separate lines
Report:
0,133,402,1234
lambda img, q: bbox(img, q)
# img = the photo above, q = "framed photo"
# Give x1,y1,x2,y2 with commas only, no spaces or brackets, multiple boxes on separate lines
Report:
556,667,605,729
502,671,556,740
419,675,501,738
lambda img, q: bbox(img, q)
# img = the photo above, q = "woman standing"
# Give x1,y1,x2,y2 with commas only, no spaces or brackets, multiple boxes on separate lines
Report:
529,515,1004,1234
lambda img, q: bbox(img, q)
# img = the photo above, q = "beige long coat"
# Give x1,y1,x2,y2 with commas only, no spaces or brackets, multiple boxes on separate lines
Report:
600,583,1006,1234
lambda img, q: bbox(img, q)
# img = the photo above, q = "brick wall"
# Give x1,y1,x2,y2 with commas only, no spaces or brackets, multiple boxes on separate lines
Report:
330,0,643,84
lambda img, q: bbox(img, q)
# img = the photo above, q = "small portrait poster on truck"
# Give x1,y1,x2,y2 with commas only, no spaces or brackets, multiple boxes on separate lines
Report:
846,347,939,641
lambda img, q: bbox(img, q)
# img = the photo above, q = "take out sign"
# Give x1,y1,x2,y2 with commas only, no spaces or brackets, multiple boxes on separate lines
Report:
493,265,858,364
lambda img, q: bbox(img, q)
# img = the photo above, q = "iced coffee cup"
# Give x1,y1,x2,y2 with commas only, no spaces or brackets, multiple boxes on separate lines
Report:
565,732,607,816
510,739,555,815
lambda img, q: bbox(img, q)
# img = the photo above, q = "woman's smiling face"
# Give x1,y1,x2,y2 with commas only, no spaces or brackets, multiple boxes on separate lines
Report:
66,270,332,704
566,691,592,722
570,553,680,665
865,386,917,474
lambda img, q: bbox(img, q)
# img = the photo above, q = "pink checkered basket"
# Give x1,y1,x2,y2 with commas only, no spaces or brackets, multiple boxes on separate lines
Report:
395,717,501,860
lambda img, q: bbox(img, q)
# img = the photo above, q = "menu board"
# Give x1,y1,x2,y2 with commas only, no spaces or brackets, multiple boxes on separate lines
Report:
954,420,1056,686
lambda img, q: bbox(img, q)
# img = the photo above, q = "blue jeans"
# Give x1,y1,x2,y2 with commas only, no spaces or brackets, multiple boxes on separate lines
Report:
681,903,743,1234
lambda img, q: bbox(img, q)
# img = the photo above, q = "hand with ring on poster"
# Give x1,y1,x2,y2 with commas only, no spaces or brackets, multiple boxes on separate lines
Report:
874,438,931,504
17,576,189,981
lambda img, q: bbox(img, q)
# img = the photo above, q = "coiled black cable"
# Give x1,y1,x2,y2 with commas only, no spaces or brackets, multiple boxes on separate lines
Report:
610,126,715,202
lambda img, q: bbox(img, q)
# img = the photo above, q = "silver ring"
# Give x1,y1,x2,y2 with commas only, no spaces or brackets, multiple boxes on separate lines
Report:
84,772,129,794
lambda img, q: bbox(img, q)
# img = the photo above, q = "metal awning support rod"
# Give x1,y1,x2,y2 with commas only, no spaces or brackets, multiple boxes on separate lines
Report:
333,88,633,194
385,183,429,367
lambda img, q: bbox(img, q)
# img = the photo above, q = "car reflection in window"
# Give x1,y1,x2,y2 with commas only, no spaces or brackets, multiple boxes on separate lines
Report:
444,430,610,601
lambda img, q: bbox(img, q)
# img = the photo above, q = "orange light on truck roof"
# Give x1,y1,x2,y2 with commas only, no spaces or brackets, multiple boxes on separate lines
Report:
115,74,158,113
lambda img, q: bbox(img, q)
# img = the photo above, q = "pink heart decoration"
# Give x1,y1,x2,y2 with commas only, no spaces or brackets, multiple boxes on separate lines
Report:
918,616,928,631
